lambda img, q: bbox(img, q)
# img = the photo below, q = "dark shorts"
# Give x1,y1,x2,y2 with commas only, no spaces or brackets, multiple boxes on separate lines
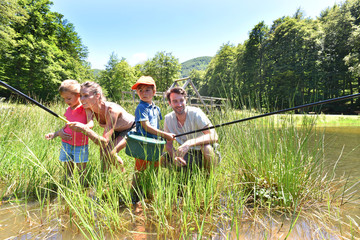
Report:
163,144,221,171
163,149,204,171
111,122,135,142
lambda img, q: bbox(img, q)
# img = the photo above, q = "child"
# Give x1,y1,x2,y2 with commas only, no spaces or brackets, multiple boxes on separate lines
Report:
130,76,175,203
45,79,94,182
132,76,175,170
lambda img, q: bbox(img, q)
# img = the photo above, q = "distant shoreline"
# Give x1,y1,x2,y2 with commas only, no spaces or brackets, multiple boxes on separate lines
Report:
273,113,360,126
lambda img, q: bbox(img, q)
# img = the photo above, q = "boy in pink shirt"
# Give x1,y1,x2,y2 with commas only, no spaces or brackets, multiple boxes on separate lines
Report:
45,80,94,182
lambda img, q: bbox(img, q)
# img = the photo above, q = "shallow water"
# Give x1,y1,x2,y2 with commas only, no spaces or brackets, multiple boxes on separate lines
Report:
0,126,359,239
321,126,360,177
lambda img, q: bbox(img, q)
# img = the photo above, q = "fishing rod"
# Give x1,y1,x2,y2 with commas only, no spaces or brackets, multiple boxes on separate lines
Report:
0,80,68,123
175,92,360,138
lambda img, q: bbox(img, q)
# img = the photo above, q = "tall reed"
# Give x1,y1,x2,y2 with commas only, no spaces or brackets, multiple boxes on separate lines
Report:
0,100,358,238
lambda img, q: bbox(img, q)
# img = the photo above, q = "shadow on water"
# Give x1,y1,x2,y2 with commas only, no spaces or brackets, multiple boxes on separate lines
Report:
0,126,359,239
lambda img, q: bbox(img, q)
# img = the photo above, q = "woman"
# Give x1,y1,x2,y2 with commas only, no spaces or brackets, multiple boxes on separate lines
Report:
67,81,135,170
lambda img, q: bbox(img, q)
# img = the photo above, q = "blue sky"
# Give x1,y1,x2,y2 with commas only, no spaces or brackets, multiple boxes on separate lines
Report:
50,0,339,70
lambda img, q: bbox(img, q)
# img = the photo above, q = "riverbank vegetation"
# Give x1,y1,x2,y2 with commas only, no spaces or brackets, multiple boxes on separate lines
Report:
0,101,359,239
1,0,359,238
1,0,360,114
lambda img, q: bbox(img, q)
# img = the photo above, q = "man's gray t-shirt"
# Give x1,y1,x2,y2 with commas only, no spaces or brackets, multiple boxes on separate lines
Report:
164,106,211,150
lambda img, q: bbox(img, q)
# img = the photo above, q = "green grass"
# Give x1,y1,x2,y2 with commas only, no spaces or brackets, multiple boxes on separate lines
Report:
0,100,359,239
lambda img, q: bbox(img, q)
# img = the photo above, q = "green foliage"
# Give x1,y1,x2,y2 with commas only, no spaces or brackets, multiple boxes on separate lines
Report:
97,53,137,101
0,0,28,53
197,0,360,113
202,43,236,99
187,69,206,96
234,21,269,108
92,69,103,77
181,56,212,78
0,0,93,101
140,51,181,91
0,100,355,238
2,0,360,115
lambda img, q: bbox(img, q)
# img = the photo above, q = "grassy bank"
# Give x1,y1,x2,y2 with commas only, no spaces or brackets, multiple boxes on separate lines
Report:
0,101,359,239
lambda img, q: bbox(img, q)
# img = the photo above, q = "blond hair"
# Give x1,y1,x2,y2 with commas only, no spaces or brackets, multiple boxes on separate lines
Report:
59,79,80,94
81,81,106,101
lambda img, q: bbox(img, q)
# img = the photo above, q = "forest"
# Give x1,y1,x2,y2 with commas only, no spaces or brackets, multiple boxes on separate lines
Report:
1,0,360,113
180,56,212,78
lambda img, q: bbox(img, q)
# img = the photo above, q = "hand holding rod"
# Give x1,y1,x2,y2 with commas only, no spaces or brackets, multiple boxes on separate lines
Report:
175,93,360,138
0,80,68,123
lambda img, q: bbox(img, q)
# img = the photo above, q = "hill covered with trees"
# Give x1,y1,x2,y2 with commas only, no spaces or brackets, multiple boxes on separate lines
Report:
1,0,359,114
181,56,212,77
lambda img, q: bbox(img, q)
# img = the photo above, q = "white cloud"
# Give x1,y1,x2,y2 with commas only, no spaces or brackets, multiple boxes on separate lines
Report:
129,53,148,66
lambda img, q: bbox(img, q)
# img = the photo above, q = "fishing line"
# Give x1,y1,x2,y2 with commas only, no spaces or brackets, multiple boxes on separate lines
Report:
175,93,360,138
0,80,68,123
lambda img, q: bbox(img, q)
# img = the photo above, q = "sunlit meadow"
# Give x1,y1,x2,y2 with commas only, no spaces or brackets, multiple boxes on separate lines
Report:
0,99,359,239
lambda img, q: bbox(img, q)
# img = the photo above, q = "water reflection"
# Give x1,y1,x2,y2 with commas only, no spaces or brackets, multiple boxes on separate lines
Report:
320,126,360,178
0,126,359,239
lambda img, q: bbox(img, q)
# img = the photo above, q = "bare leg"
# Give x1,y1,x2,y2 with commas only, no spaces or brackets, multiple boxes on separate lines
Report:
65,161,74,177
63,161,74,185
201,144,218,173
76,162,87,186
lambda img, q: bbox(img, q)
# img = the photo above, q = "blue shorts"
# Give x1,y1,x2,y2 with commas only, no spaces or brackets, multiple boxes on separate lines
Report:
59,142,89,163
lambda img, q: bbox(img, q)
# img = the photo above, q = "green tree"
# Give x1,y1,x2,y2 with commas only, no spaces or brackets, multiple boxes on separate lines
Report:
98,53,137,100
0,0,27,53
188,69,205,97
265,14,322,108
344,0,360,106
203,43,236,99
141,51,181,91
0,0,92,100
231,43,246,107
319,3,354,96
239,21,269,107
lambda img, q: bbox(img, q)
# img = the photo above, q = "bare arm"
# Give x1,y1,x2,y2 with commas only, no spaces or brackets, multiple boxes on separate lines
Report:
66,122,104,145
85,109,94,129
45,127,71,141
45,130,60,140
68,105,121,147
181,128,218,148
100,107,119,146
176,126,218,158
140,121,175,141
165,139,175,156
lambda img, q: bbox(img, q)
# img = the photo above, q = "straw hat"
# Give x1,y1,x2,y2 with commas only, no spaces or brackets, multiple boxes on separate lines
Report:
131,76,156,90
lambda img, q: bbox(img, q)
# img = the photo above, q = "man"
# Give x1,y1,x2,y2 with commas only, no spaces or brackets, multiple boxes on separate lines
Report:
162,87,220,172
